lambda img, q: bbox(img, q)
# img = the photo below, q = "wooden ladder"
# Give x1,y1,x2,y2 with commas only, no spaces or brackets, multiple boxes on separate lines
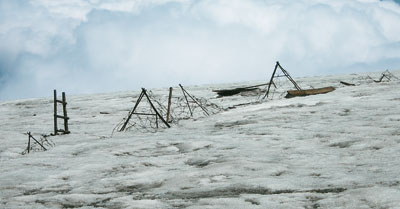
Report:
53,90,70,135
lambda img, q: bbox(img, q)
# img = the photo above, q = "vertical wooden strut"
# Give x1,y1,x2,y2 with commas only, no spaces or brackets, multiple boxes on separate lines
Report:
27,132,31,153
166,87,173,124
62,92,69,134
53,90,58,135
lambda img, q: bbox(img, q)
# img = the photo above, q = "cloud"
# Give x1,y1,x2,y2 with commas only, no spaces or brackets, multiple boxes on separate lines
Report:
0,0,400,100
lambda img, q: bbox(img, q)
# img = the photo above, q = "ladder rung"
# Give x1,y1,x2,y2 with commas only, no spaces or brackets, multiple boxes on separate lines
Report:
56,115,69,120
56,100,67,104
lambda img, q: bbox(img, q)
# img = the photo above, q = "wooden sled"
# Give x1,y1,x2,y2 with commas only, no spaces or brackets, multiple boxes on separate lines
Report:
285,86,335,98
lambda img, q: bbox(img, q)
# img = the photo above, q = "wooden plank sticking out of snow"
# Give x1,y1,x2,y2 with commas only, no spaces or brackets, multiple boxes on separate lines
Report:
285,86,335,98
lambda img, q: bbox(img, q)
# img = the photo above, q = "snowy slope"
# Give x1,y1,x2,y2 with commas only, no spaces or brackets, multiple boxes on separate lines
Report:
1,71,400,209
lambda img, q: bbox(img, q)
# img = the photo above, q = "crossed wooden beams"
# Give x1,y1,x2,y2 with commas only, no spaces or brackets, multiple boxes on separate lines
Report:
263,61,302,99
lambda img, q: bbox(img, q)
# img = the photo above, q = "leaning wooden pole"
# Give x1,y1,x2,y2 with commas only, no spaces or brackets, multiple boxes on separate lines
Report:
179,84,193,116
262,62,279,99
119,90,145,131
277,62,301,90
166,87,173,124
181,85,210,116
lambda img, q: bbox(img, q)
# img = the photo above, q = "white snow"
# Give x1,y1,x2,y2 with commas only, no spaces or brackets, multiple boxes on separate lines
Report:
1,71,400,208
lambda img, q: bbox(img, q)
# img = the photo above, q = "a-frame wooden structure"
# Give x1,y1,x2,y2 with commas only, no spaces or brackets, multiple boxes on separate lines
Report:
119,88,170,132
262,61,302,99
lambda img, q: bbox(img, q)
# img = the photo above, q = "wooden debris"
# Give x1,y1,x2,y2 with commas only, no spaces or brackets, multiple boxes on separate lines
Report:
213,83,269,97
340,81,356,86
285,87,335,98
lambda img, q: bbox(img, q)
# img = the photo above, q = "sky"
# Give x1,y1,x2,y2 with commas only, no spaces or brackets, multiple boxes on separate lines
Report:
0,0,400,101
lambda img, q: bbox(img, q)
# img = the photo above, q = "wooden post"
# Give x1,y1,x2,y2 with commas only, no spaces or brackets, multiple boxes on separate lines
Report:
62,92,69,133
166,87,173,124
27,132,31,154
53,90,58,135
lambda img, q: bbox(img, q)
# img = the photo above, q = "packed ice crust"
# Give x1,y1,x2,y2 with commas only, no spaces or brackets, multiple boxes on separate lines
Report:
1,71,400,209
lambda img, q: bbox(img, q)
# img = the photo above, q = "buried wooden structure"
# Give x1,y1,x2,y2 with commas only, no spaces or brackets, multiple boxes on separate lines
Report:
116,85,222,133
26,132,47,154
263,62,336,99
285,86,335,98
119,88,170,132
263,61,302,99
53,90,70,135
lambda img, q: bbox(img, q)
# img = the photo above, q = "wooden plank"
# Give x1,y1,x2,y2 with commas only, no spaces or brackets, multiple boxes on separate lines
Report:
285,87,335,98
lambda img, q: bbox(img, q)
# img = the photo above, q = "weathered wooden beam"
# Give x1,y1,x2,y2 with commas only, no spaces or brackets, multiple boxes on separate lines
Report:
340,81,355,86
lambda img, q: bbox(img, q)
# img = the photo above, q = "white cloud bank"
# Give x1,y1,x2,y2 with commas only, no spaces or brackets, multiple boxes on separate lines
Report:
0,0,400,100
